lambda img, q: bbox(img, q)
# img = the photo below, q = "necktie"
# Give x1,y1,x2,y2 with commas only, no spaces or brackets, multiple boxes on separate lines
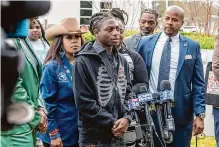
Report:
157,37,172,91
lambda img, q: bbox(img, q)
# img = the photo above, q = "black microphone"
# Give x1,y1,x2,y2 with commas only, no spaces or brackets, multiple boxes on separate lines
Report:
127,92,144,145
159,80,175,144
132,83,155,146
132,83,154,106
160,80,174,103
128,92,140,111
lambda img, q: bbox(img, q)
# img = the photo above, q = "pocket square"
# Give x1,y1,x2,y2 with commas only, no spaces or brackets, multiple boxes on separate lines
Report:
185,55,192,60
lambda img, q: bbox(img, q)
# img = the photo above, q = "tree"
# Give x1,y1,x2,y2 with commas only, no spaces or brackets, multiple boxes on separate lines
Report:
176,0,219,35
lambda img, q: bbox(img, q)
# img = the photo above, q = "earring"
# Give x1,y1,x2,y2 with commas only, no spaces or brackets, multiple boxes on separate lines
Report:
60,45,65,54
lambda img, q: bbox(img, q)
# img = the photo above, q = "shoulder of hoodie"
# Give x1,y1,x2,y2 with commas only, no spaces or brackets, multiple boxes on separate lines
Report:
121,46,141,61
74,41,96,64
118,52,130,68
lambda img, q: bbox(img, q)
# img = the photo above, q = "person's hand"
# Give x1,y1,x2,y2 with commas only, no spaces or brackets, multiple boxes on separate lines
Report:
192,116,204,136
112,118,129,137
50,137,63,147
36,108,48,134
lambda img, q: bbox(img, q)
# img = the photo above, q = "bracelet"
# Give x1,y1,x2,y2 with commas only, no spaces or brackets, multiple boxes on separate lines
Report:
49,129,59,136
50,133,61,140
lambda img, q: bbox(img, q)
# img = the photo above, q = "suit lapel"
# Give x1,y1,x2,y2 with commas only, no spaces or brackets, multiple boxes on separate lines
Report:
134,33,142,50
176,35,188,79
148,33,162,72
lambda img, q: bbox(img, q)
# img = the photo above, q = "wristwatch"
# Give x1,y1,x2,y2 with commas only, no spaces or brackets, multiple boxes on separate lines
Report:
196,113,206,120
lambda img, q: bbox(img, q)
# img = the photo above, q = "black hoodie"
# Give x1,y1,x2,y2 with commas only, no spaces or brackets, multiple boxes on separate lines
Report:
73,41,132,143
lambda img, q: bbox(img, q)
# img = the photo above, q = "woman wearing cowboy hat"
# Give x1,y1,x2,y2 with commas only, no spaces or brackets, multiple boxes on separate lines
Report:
38,17,87,147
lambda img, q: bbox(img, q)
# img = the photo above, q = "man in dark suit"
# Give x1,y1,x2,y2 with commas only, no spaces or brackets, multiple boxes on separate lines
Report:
137,5,205,147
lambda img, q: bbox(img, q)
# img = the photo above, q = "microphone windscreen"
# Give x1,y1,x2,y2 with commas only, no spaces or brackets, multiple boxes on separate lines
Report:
160,80,171,91
152,93,159,99
2,1,51,24
131,83,148,94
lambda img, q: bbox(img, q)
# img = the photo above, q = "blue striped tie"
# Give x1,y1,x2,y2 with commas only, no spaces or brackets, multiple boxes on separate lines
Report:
157,37,172,91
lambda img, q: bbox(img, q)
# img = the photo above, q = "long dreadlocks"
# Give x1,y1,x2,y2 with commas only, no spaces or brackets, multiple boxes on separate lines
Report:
89,12,114,35
110,8,128,25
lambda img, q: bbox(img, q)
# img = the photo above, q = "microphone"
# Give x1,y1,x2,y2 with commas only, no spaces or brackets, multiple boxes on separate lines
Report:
132,83,154,106
128,92,140,111
132,83,155,146
158,80,175,144
127,92,144,145
160,80,174,103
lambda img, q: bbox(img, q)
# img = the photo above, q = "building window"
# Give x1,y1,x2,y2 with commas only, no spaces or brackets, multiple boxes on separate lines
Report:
80,1,92,25
80,9,92,16
100,1,112,12
80,1,92,8
80,18,90,25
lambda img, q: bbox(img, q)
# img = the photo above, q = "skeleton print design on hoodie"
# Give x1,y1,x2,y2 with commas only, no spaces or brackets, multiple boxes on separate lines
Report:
97,64,127,107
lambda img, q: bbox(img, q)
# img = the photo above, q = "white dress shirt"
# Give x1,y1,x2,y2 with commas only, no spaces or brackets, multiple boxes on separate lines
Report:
149,32,180,93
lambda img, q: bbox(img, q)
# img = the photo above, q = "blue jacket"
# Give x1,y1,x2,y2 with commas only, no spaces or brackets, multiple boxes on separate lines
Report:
38,52,78,146
137,33,206,126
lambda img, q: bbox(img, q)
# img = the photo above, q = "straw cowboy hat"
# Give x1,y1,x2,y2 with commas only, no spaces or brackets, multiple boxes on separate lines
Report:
45,17,88,40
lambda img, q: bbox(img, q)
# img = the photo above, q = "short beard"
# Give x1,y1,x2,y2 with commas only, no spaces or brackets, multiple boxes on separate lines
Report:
141,31,152,36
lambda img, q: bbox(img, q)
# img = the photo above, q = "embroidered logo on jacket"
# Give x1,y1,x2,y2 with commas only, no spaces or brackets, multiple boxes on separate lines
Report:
96,65,127,107
58,72,69,82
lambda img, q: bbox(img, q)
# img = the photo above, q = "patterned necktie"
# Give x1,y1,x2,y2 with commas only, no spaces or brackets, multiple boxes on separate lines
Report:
157,37,172,91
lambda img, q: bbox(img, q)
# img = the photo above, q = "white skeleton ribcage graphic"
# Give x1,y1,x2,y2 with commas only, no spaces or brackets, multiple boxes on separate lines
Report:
117,67,127,103
97,65,127,107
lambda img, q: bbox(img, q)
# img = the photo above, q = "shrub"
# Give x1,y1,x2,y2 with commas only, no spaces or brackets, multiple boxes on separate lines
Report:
191,136,216,147
81,31,215,50
82,32,95,42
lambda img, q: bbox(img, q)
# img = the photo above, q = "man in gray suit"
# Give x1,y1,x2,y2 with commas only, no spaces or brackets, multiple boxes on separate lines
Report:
124,9,158,51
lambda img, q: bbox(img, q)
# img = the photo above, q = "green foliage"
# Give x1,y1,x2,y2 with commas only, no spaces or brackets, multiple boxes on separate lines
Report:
82,30,137,42
82,31,215,50
82,32,96,42
180,32,215,50
191,136,216,147
124,30,137,38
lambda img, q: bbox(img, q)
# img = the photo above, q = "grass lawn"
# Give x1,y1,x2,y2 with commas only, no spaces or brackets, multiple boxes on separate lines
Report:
191,136,217,147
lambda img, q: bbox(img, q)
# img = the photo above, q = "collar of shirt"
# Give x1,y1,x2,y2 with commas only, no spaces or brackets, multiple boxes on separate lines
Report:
93,41,106,54
161,32,180,43
93,40,118,56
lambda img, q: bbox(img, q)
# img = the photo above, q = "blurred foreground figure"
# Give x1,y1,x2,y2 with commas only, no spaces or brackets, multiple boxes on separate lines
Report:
1,1,50,146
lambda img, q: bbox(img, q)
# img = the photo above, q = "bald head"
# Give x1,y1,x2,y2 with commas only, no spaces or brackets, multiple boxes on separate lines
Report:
162,5,184,37
165,5,185,21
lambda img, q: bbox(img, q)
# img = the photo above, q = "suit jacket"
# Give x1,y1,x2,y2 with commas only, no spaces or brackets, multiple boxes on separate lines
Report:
137,32,206,126
213,34,219,81
124,33,142,51
1,38,43,135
